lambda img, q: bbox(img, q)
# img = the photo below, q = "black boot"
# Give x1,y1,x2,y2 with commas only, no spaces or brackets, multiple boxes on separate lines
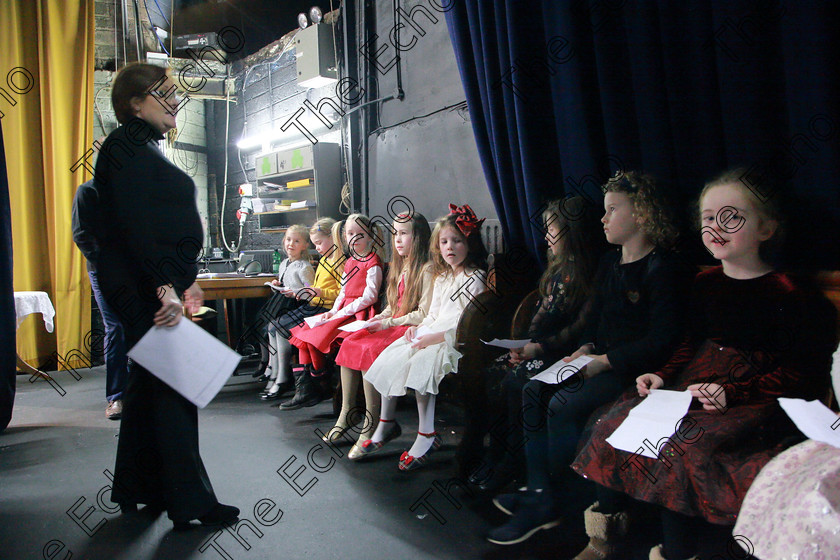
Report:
279,366,321,410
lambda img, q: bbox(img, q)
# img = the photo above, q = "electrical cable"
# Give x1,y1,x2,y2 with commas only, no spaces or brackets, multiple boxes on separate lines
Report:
169,0,174,55
132,0,143,61
93,86,110,134
152,0,170,26
368,100,467,135
121,0,128,65
220,71,240,253
143,0,170,55
113,0,119,69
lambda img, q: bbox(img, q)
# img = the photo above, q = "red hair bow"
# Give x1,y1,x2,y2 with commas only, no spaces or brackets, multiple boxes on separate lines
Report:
448,203,485,238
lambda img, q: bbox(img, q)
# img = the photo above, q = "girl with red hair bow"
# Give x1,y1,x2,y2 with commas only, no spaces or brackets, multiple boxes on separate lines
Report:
359,205,489,470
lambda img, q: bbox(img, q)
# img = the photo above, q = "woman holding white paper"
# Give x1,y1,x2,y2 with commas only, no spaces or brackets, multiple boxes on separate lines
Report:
568,171,837,560
94,63,238,529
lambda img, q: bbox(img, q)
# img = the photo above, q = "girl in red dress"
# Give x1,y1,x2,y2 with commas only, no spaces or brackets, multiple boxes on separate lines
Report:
288,214,385,388
569,170,836,560
326,212,433,449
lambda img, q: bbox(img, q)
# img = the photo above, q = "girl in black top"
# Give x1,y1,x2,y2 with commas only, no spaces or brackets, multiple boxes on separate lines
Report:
487,171,692,546
471,196,603,491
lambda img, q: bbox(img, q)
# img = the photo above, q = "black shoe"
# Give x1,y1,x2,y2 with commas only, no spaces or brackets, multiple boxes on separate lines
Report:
278,388,321,410
480,460,519,494
279,366,320,410
173,503,239,530
468,459,496,486
119,503,138,514
260,381,293,401
119,500,166,515
486,492,561,545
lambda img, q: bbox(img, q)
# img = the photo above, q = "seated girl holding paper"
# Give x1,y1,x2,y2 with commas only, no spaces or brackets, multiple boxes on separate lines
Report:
260,224,314,399
360,205,489,471
469,196,604,492
287,215,384,392
328,211,434,450
487,171,691,546
569,169,836,560
275,218,342,410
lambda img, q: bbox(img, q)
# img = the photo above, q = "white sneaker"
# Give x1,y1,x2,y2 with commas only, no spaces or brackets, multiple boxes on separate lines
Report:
106,400,123,420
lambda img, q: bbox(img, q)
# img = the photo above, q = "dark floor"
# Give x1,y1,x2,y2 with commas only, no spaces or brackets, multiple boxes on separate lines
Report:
0,367,666,560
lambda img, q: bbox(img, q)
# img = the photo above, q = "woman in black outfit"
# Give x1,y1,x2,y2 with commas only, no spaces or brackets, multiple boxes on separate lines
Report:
93,63,238,529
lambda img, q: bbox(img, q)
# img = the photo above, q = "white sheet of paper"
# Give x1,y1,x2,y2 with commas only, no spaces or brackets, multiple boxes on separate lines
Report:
338,320,369,333
481,338,532,349
778,398,840,449
530,355,594,384
127,318,241,408
410,325,434,343
265,281,288,293
605,389,693,459
304,313,329,328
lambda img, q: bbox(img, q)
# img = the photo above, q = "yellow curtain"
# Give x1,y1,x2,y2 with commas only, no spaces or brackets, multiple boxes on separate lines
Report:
1,0,94,369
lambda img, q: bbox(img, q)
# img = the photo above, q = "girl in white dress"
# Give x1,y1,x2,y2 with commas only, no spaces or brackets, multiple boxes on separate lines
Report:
361,205,489,471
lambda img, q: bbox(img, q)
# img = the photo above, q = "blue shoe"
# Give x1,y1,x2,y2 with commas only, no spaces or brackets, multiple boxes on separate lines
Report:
486,493,562,545
492,486,529,516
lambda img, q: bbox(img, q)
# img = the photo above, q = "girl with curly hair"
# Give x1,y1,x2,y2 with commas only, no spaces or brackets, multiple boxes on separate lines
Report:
487,171,692,546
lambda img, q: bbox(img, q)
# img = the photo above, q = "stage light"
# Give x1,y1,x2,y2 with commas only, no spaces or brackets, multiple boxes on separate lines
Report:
309,6,323,24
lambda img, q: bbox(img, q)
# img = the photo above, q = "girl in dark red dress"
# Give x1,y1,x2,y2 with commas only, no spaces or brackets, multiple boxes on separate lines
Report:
288,215,384,386
326,212,433,449
569,170,837,560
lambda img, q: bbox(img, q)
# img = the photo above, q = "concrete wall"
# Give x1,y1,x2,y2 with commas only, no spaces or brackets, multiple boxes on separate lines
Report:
365,0,496,227
207,3,496,253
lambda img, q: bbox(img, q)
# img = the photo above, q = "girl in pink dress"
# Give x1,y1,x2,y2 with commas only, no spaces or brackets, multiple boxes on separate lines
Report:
327,213,433,450
288,215,384,385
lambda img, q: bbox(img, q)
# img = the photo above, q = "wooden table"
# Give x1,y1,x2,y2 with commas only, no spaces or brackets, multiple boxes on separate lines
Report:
195,275,273,347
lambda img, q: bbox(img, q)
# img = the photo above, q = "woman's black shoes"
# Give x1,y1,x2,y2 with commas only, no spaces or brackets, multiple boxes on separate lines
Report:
173,503,240,530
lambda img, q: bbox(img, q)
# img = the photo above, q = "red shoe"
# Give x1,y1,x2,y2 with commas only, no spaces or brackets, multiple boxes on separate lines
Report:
398,432,442,471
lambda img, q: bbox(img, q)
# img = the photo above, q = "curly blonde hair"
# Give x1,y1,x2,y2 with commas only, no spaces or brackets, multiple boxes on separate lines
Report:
603,171,680,248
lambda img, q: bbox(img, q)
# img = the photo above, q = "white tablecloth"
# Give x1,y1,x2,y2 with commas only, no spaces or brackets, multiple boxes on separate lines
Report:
14,291,55,333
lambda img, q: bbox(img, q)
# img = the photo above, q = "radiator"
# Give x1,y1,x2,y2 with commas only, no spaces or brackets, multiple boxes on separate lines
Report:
480,219,505,254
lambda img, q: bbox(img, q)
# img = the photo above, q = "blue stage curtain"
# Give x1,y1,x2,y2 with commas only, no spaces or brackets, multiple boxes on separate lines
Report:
446,1,840,270
0,122,15,432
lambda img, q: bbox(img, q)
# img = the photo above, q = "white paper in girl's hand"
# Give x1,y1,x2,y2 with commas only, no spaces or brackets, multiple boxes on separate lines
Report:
338,320,369,333
410,326,433,343
605,389,693,459
265,282,291,294
778,398,840,449
530,355,594,384
304,313,333,328
481,338,532,349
